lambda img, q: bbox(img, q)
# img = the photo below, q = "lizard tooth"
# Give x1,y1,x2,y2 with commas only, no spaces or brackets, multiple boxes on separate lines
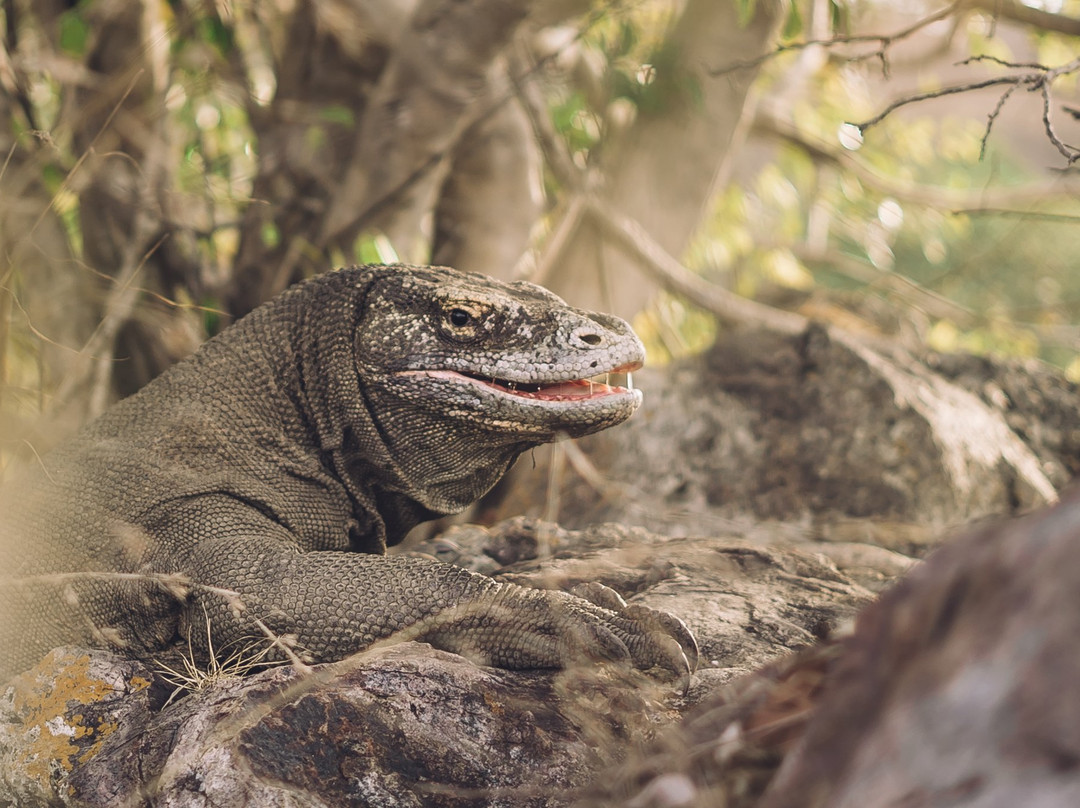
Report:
627,372,633,392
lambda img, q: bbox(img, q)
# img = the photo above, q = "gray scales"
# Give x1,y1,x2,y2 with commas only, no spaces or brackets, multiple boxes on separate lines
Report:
0,265,696,683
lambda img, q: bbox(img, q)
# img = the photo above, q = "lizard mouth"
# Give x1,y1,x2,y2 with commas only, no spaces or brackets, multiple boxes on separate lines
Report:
400,362,642,402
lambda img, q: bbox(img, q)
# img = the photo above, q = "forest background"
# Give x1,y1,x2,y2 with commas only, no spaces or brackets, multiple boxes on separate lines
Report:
3,0,1080,472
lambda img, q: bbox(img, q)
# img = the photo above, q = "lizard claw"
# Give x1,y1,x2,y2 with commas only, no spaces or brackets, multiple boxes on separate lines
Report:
571,581,629,611
571,581,699,685
415,579,697,685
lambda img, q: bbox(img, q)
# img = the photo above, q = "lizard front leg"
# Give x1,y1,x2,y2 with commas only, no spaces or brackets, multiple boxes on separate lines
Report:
182,533,696,679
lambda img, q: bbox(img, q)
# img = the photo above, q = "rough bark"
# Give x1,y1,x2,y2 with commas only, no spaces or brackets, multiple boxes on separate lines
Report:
228,0,541,317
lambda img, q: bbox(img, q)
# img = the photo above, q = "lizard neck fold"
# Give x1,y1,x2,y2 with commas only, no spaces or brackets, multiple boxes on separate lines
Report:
283,268,515,546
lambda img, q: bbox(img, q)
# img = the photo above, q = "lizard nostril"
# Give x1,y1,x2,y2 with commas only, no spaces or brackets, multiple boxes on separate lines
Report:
579,333,602,346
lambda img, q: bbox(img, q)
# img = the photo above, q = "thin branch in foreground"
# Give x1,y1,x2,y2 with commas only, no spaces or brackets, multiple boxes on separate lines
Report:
3,568,314,673
980,83,1019,160
1040,79,1080,164
971,0,1080,38
952,208,1080,222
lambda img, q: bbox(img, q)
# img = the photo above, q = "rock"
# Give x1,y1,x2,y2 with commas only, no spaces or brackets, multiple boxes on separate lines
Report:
0,520,876,807
759,488,1080,807
3,644,637,807
413,519,875,691
0,648,169,808
491,325,1074,551
926,351,1080,481
580,492,1080,808
576,640,843,808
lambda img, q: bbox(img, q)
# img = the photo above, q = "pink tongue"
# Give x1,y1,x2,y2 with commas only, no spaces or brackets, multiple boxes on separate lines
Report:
530,379,614,399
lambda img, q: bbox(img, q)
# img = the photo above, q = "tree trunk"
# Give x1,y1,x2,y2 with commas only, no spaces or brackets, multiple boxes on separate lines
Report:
430,83,541,278
228,0,538,317
541,0,786,319
68,0,202,404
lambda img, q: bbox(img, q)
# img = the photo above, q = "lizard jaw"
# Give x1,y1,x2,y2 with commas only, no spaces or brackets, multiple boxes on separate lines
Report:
397,362,642,404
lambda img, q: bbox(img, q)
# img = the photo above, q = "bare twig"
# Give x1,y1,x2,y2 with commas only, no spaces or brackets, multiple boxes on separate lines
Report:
710,2,964,79
86,233,168,418
953,208,1080,223
1040,78,1079,164
854,55,1080,164
980,83,1019,159
757,111,1080,207
969,0,1080,38
853,75,1024,131
1,568,192,593
790,244,977,326
508,44,584,192
531,194,587,287
794,243,1080,351
0,141,16,188
2,567,313,673
960,54,1045,71
46,127,173,419
25,71,144,242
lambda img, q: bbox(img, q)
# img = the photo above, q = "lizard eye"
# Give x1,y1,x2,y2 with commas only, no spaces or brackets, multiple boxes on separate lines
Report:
448,308,471,327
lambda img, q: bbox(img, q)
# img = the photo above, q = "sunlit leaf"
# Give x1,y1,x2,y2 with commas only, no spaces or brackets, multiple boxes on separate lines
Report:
260,222,280,249
58,11,89,57
736,0,759,28
782,4,803,40
319,106,355,126
197,16,235,57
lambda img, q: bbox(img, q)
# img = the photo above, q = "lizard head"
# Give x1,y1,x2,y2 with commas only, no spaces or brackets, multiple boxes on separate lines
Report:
355,265,645,444
291,264,646,532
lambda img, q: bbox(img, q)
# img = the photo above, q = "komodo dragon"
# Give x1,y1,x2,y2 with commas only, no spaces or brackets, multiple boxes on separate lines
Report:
0,265,696,682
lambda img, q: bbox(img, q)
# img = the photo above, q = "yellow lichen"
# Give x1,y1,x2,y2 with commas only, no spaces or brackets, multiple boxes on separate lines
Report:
8,650,148,792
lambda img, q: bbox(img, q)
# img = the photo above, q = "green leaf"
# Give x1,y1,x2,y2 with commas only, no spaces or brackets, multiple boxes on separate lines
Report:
260,222,280,248
197,16,235,57
736,0,758,27
782,4,803,40
830,0,850,34
353,232,399,265
58,11,89,57
319,105,355,127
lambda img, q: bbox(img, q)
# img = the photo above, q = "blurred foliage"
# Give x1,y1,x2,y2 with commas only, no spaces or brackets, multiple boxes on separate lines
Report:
6,0,1080,407
549,1,1080,376
532,1,1080,375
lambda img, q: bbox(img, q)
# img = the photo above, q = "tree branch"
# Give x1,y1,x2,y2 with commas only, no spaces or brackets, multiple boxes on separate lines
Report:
583,196,808,335
756,111,1080,209
969,0,1080,38
508,43,584,193
710,2,965,79
853,55,1080,164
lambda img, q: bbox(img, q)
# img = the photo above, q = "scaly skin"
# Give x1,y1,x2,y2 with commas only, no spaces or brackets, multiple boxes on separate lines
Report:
0,265,696,681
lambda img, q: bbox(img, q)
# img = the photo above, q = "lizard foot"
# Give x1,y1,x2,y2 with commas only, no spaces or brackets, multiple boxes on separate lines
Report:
571,581,699,690
416,582,698,685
